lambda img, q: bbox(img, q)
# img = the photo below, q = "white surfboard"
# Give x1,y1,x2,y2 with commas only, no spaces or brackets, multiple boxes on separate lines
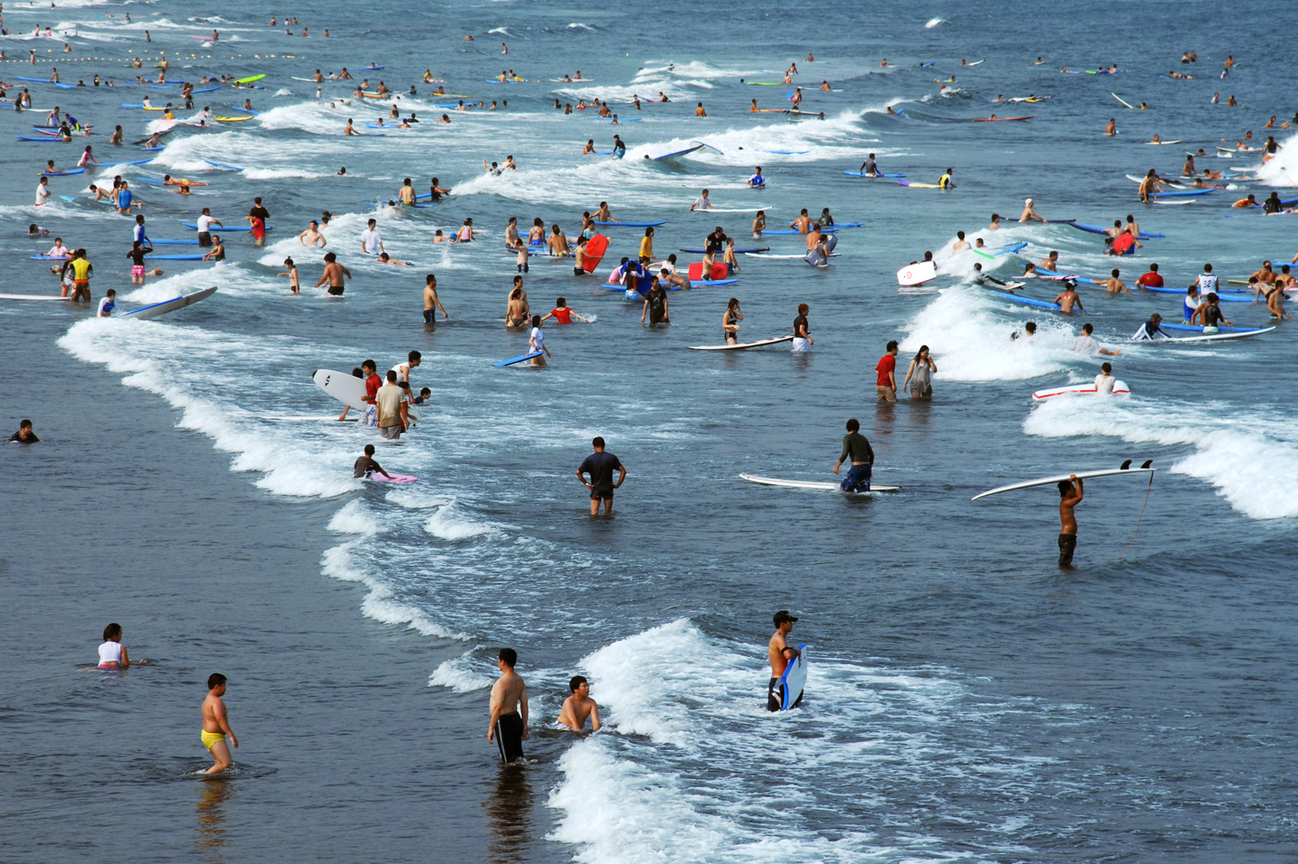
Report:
0,293,70,301
688,335,794,351
897,260,937,286
120,287,216,320
1149,327,1276,343
740,473,902,493
1032,380,1129,400
312,368,369,409
778,643,808,711
972,460,1154,500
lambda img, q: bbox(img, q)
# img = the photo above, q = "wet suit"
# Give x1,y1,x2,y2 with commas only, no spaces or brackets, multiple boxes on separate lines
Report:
494,712,525,763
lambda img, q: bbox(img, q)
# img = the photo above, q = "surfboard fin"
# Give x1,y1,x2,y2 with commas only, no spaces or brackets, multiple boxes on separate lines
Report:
1120,459,1132,470
1140,459,1153,469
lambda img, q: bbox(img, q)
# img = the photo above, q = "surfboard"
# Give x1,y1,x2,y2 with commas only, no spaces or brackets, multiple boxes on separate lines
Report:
182,223,272,233
739,473,902,493
0,293,70,301
312,368,369,409
986,289,1062,310
1161,323,1260,334
971,116,1032,122
594,221,667,227
1143,327,1276,343
897,260,937,286
843,171,906,178
235,74,266,84
41,168,85,176
761,229,837,236
366,473,418,483
203,160,244,171
1032,380,1130,400
581,234,609,272
652,144,704,161
493,351,544,367
121,286,216,320
680,247,769,254
898,181,941,188
1111,92,1135,109
972,460,1154,500
777,643,808,711
688,335,793,351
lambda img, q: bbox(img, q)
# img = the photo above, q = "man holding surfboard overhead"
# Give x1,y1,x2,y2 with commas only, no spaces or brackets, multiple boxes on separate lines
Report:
767,611,802,712
1058,475,1084,568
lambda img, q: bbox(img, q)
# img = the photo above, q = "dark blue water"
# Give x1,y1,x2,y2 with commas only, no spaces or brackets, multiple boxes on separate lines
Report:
2,1,1297,861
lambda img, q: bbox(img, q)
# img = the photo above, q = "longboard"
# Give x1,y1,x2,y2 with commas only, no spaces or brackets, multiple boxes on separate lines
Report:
366,473,418,483
121,287,216,320
972,460,1154,500
777,643,808,711
1144,327,1276,343
312,368,369,409
493,351,544,367
1032,380,1130,400
0,293,70,301
688,335,793,351
740,473,902,493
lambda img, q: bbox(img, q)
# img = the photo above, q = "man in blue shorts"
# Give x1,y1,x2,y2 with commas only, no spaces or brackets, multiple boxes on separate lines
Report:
832,418,874,492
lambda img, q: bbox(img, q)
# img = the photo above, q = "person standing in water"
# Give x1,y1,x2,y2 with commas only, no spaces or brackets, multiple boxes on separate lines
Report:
791,303,813,352
576,436,626,516
557,676,601,731
767,610,801,712
1057,474,1083,568
487,648,528,764
98,623,142,669
422,273,448,324
201,673,238,775
832,418,874,492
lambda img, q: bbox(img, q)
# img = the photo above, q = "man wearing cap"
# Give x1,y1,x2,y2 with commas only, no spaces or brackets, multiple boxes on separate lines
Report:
767,611,802,712
1130,313,1170,341
1053,280,1084,315
1019,198,1046,223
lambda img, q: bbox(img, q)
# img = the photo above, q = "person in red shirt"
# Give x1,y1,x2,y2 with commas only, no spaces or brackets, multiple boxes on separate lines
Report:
249,214,266,248
875,341,899,403
362,359,381,426
1136,263,1164,289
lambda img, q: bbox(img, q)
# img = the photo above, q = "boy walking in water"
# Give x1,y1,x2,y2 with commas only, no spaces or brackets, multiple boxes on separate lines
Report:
1058,474,1083,568
487,648,529,764
767,611,802,712
201,673,238,774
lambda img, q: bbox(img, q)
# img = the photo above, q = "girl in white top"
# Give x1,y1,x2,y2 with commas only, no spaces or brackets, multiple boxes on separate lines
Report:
98,623,134,669
529,315,550,367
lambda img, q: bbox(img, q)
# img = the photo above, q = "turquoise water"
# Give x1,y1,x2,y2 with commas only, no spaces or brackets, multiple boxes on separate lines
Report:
3,1,1298,861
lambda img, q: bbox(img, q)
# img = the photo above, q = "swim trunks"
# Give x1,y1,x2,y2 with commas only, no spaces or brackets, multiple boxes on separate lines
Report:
423,309,436,324
1058,533,1077,566
791,336,810,352
131,265,145,277
327,285,344,296
840,463,872,493
201,730,226,751
379,424,402,440
198,232,211,247
767,676,803,712
495,711,525,763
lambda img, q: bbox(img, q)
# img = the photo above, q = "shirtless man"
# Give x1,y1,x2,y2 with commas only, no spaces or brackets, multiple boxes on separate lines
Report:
397,177,416,205
1248,260,1279,300
1138,169,1166,204
1102,269,1130,294
1057,474,1083,568
767,611,802,712
423,274,448,324
201,673,238,774
788,209,813,234
557,676,601,731
1054,281,1084,314
1019,198,1046,223
952,230,970,251
594,201,616,223
314,252,351,296
487,648,529,764
299,220,326,248
1041,250,1060,272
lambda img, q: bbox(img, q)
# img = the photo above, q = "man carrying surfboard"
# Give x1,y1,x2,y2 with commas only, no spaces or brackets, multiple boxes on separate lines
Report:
767,611,801,712
1058,475,1083,568
832,418,874,492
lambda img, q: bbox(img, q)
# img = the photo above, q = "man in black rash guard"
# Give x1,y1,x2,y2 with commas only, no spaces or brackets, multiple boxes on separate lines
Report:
352,444,392,479
832,418,874,493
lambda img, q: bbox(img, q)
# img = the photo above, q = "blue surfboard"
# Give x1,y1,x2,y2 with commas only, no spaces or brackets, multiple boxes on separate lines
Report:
778,643,807,711
493,351,545,367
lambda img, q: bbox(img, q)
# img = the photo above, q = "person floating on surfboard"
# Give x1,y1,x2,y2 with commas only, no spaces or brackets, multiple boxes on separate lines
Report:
767,611,802,712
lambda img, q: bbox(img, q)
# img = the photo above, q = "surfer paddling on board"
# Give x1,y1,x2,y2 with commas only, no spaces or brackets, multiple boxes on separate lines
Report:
487,648,529,764
767,611,802,712
353,444,394,480
832,418,875,492
1057,475,1083,568
558,676,601,732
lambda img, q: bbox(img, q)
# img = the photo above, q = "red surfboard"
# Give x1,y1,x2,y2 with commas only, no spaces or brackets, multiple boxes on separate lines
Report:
582,234,609,272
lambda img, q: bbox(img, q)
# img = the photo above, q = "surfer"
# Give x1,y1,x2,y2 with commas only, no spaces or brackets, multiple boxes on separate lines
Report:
201,673,238,775
902,346,937,400
314,252,351,296
1057,475,1083,568
360,219,384,256
558,676,601,732
1054,281,1084,314
753,211,766,236
938,167,956,189
1130,313,1170,341
1019,198,1046,223
1106,118,1116,136
875,341,900,402
1267,283,1291,321
528,316,550,367
1041,251,1060,272
1191,293,1232,332
1072,323,1121,355
540,298,591,325
689,189,714,211
8,420,39,444
723,297,743,344
423,274,448,324
789,209,812,233
860,153,880,176
767,611,802,712
1102,269,1131,295
353,444,394,480
576,436,626,516
749,166,765,188
487,648,529,764
375,370,407,439
792,303,813,352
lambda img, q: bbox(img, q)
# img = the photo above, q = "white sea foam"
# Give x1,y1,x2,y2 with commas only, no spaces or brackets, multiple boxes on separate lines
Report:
1253,131,1297,186
926,16,949,27
321,542,467,639
425,502,497,540
1025,397,1298,519
328,500,382,536
428,652,495,692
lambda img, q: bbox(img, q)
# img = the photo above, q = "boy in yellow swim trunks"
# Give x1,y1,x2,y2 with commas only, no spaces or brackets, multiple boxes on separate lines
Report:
202,673,238,774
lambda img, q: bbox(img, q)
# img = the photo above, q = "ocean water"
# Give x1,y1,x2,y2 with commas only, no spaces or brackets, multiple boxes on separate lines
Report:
3,1,1298,862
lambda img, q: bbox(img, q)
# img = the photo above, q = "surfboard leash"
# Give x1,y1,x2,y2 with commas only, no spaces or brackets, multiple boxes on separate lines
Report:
1112,472,1155,563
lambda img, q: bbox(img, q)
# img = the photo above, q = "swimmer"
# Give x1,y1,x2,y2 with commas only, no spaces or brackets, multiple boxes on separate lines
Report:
201,673,238,774
487,649,529,764
353,443,394,479
557,676,601,731
1054,280,1084,313
1019,198,1046,223
98,622,142,668
299,220,327,248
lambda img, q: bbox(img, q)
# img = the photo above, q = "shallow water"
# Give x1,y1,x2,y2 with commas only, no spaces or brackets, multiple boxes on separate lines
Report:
3,1,1297,861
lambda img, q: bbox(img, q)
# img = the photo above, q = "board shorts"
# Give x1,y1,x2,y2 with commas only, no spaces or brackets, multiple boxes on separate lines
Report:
198,232,211,247
573,267,586,276
767,677,803,712
590,485,614,501
327,285,344,296
841,463,872,493
131,265,145,277
1058,533,1077,566
201,730,226,751
423,309,437,324
495,712,525,763
876,385,897,403
379,424,402,440
791,337,810,353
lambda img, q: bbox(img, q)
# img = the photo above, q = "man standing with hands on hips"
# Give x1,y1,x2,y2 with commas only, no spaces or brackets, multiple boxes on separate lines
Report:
576,436,626,516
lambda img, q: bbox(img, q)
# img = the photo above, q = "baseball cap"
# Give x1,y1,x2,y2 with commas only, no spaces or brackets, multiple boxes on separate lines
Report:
773,610,799,626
